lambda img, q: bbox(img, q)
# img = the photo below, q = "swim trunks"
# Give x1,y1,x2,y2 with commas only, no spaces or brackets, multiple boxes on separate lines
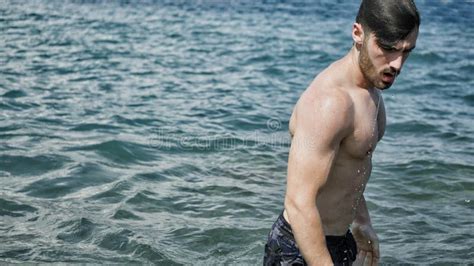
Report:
264,211,357,266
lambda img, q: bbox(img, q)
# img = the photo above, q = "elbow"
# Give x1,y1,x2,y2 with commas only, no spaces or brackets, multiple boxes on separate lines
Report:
284,193,317,218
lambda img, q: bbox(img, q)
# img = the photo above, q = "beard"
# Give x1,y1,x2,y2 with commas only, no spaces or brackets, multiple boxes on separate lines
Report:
359,40,394,90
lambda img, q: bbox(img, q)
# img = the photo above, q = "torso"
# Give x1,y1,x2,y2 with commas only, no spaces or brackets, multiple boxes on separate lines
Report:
285,64,386,235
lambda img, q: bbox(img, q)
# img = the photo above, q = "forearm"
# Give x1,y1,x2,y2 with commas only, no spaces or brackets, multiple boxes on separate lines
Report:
285,201,333,265
351,195,380,262
353,195,372,226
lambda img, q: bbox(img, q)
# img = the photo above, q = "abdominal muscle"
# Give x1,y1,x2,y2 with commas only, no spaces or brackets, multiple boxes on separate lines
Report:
284,154,373,236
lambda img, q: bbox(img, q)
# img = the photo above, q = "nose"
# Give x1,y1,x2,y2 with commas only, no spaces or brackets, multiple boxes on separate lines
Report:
389,54,403,74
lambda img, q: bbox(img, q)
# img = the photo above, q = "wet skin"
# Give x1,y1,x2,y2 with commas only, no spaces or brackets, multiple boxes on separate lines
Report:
282,24,418,265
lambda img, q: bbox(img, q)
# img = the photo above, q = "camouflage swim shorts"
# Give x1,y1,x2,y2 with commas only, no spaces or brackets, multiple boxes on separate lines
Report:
264,211,357,266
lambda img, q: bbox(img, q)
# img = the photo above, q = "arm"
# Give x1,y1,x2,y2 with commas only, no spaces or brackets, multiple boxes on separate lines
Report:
352,196,380,265
284,93,352,265
353,195,372,225
352,93,383,265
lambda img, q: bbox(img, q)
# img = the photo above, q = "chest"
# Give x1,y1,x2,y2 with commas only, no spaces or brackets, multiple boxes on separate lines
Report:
342,112,384,159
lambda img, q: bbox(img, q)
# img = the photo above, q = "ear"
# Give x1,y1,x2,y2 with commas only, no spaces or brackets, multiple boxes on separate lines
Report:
352,23,364,45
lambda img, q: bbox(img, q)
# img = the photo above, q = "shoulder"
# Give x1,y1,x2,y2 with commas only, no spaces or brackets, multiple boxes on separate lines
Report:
296,82,354,126
293,81,354,142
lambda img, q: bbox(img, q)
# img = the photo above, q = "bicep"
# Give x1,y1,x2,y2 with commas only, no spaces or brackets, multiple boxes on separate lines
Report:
285,92,352,207
285,124,342,207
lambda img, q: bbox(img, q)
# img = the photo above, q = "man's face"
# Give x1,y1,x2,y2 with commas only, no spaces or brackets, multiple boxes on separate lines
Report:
359,28,418,90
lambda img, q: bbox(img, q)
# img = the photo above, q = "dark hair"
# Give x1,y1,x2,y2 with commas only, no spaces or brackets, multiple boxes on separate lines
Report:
356,0,420,46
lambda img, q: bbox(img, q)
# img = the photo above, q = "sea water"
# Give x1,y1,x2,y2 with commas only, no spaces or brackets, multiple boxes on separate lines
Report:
1,0,473,264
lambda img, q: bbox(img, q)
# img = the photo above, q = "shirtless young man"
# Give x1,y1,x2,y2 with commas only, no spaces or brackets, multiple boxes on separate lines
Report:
264,1,420,265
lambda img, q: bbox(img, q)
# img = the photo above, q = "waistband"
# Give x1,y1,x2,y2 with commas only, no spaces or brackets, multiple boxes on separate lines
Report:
277,211,352,244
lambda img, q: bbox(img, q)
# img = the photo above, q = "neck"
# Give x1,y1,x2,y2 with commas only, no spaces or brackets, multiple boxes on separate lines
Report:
343,46,372,90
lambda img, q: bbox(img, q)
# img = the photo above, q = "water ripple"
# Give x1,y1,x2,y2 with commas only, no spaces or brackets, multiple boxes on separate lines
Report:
1,0,473,264
17,162,117,198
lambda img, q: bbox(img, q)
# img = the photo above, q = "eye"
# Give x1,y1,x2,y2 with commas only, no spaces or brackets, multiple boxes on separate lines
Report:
381,45,396,52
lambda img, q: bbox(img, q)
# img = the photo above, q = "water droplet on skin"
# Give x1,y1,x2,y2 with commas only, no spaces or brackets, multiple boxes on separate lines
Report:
357,170,361,174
